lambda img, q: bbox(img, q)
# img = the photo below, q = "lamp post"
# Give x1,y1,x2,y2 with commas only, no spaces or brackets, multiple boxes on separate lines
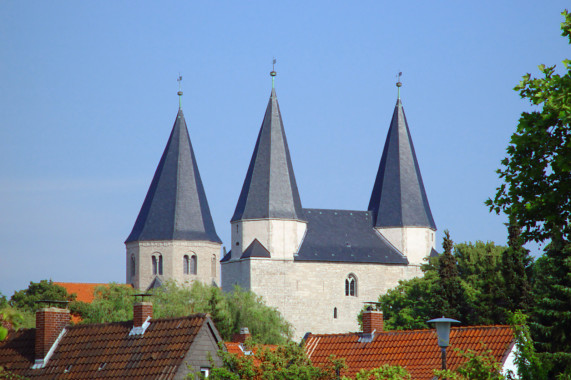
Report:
427,317,460,376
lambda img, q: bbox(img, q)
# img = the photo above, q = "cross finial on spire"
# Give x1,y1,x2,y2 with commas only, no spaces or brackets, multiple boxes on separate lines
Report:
396,72,403,99
177,74,183,109
270,58,277,89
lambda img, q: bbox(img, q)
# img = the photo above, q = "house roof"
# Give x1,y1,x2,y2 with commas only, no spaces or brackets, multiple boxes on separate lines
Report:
54,282,109,303
295,209,408,264
231,88,304,222
368,98,436,230
0,313,219,379
126,109,221,244
305,325,514,380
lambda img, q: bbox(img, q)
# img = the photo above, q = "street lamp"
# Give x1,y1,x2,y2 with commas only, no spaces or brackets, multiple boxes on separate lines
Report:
427,317,460,374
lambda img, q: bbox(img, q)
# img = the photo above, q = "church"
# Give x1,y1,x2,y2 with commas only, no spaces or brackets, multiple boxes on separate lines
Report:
125,72,437,340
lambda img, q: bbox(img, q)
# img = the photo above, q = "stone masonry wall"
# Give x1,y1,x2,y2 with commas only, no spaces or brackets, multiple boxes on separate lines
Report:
126,240,221,290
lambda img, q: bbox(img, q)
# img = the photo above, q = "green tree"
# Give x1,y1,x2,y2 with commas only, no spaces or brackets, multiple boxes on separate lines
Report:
206,341,340,380
72,281,291,344
499,224,533,317
435,231,465,320
486,10,571,244
454,241,505,324
530,240,571,375
352,364,411,380
9,280,75,313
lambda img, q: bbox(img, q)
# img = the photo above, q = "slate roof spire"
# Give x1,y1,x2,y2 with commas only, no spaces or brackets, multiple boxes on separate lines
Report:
368,81,436,230
126,101,221,243
231,70,304,222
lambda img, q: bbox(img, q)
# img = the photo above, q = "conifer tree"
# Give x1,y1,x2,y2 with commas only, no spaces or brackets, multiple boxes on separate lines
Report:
499,223,532,317
531,238,571,374
435,230,465,319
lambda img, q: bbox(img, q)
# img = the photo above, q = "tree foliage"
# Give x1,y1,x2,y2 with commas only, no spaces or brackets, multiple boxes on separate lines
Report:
9,280,75,313
378,236,517,330
72,281,291,344
487,10,571,244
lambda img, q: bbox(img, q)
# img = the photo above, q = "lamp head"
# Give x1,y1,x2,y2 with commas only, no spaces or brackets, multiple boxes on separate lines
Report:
427,317,460,348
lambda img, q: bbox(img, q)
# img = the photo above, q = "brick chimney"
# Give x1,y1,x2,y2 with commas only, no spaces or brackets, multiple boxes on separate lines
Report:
35,307,70,363
133,302,153,327
232,327,251,343
362,310,383,334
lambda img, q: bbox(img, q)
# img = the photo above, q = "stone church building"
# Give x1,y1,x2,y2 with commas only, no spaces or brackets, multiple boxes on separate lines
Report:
126,76,437,340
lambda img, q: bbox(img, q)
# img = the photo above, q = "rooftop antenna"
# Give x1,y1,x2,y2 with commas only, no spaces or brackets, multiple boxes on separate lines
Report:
177,73,183,109
270,58,277,89
396,72,403,99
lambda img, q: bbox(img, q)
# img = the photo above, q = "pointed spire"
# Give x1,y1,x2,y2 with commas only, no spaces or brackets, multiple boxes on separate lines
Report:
368,87,436,230
231,87,303,222
126,109,221,243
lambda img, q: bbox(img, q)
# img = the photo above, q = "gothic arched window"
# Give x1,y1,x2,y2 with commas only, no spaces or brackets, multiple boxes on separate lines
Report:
211,255,216,277
191,255,197,275
130,255,136,277
345,274,357,297
183,255,190,275
158,255,163,275
334,307,338,319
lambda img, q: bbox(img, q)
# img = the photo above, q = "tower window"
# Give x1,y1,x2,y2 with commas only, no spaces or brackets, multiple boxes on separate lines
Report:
334,307,338,319
211,254,216,277
345,274,357,297
152,256,158,275
191,255,197,275
130,255,136,277
184,255,190,275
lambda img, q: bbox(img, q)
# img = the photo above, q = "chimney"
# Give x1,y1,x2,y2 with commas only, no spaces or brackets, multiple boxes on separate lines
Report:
133,302,153,327
232,327,251,343
35,307,70,363
362,310,383,334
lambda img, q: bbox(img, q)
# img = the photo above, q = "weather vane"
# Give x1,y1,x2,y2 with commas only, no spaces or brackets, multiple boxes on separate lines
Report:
177,73,183,109
396,72,403,99
270,58,277,88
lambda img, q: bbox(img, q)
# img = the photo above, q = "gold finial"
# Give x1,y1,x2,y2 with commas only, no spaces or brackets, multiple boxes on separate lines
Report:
270,58,277,88
396,72,402,99
177,74,183,109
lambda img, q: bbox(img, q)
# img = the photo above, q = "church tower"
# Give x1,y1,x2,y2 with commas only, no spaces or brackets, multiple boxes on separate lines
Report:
222,70,307,289
126,91,222,290
368,81,437,265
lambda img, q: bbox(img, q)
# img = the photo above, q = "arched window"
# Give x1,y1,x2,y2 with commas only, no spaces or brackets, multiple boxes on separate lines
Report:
130,255,136,277
152,256,158,275
345,274,357,297
158,255,163,275
191,255,197,275
211,255,216,277
183,255,190,274
334,307,338,319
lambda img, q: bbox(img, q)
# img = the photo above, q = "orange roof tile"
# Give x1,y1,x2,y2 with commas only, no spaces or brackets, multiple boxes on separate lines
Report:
54,282,110,303
305,326,514,380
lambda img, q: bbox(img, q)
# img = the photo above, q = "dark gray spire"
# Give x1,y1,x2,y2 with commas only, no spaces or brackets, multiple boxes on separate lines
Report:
126,109,221,243
368,98,436,230
231,88,303,222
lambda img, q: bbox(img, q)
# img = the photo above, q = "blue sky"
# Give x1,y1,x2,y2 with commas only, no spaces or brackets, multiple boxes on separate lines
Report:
0,1,569,296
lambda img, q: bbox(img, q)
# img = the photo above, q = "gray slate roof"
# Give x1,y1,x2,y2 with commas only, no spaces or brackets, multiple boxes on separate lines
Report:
231,88,304,222
241,239,271,259
296,209,408,264
126,109,221,243
368,99,436,230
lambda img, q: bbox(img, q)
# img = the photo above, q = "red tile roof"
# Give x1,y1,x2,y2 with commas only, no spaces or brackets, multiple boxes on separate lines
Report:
54,282,131,304
0,313,217,379
305,326,514,380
